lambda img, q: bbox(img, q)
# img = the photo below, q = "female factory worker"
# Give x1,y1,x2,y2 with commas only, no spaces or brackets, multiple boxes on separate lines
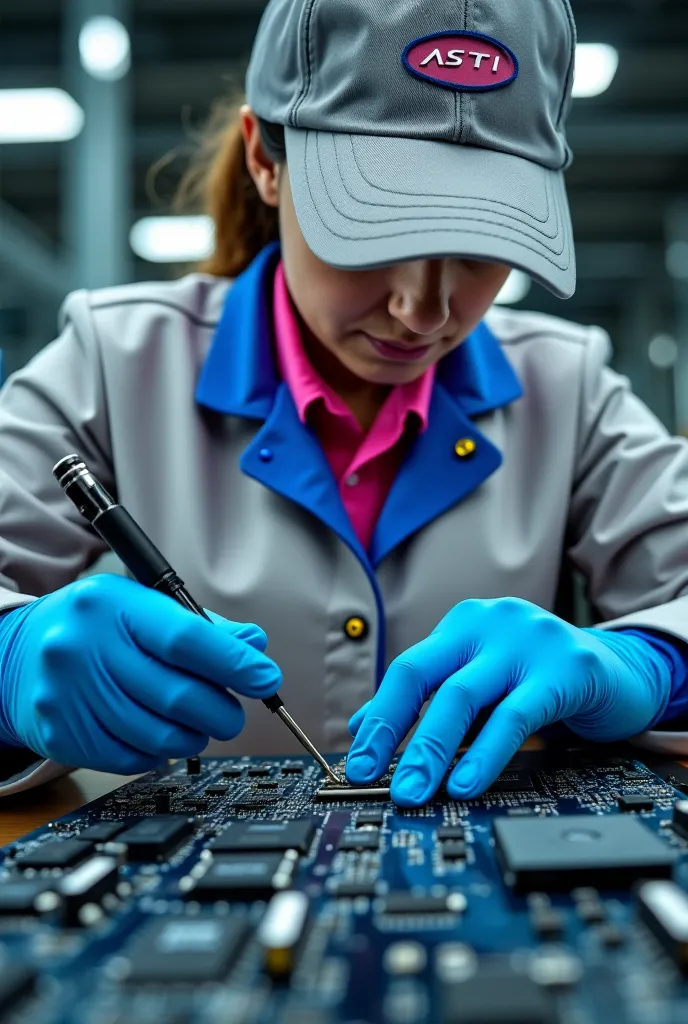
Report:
1,0,688,801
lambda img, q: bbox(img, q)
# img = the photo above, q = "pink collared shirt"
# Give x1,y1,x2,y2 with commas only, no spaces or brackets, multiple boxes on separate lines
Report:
273,261,435,552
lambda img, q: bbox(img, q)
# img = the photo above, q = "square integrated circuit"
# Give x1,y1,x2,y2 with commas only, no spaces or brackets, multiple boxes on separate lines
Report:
494,814,676,893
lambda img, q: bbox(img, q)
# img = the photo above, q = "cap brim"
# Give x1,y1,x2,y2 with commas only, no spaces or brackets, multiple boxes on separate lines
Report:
285,128,575,300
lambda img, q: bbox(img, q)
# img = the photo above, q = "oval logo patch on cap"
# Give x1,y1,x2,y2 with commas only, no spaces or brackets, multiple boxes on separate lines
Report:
402,31,518,92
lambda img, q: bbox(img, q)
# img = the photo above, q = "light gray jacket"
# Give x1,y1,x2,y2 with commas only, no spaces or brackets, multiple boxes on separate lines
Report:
1,243,687,794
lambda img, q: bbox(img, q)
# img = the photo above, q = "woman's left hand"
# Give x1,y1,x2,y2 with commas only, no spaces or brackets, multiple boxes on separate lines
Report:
345,597,672,806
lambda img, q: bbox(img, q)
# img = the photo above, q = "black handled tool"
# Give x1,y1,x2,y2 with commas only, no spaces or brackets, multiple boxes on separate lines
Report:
52,454,342,784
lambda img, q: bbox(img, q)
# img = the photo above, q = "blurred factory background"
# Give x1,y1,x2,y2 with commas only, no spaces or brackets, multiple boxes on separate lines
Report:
1,0,688,434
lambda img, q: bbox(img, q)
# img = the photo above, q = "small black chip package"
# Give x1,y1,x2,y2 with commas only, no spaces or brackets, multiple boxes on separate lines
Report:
356,809,384,827
442,966,557,1024
437,824,465,841
15,838,92,870
0,880,53,917
75,822,125,844
185,853,288,901
117,816,193,862
617,794,654,812
338,830,380,851
494,815,676,892
211,820,315,854
121,916,248,984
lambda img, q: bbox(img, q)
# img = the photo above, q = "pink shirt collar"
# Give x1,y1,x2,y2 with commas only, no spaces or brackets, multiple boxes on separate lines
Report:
273,261,435,433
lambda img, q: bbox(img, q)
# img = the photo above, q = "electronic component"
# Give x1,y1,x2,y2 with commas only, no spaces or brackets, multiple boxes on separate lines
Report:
186,756,201,775
442,966,558,1024
437,825,465,841
617,794,654,812
315,786,391,802
531,908,565,940
281,762,304,774
494,815,676,892
57,857,119,926
257,890,309,977
205,784,229,796
75,822,125,844
15,838,92,870
356,809,384,827
222,766,243,778
441,841,467,860
153,790,171,814
248,766,272,777
120,916,248,983
184,853,291,901
488,772,536,793
338,830,380,851
380,893,466,915
0,963,37,1017
117,816,193,862
211,820,315,854
673,799,688,838
637,881,688,974
0,880,54,916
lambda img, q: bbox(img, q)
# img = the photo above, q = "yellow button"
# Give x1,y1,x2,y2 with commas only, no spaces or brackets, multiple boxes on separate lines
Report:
344,616,368,641
454,437,477,459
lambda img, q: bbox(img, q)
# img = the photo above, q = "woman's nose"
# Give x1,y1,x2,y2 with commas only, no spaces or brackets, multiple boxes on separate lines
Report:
387,259,452,337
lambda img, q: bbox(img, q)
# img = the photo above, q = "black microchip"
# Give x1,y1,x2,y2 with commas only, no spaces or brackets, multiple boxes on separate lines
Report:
0,880,52,916
186,854,284,901
488,772,535,793
255,781,280,789
211,820,314,854
123,916,247,983
494,815,676,893
222,767,243,778
333,880,381,898
230,797,281,810
617,794,654,812
0,963,37,1015
76,822,125,843
442,967,557,1024
437,825,465,841
15,838,92,870
281,763,304,774
441,840,467,860
247,766,272,777
117,816,193,862
381,894,455,914
205,785,229,797
338,830,380,851
356,809,384,827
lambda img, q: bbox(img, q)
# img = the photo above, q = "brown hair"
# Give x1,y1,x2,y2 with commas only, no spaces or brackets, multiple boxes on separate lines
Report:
167,98,283,279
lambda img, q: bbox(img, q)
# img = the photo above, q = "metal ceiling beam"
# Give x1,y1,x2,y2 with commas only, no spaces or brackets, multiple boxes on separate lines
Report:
0,200,73,300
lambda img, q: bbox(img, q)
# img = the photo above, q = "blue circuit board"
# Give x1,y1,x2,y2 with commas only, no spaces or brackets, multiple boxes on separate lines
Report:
0,746,688,1024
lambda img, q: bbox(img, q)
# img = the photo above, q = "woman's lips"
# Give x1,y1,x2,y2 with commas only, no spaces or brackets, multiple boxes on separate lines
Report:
363,333,433,362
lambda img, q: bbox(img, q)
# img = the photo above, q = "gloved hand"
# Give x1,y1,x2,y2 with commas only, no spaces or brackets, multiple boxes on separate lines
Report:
0,573,282,774
346,597,672,806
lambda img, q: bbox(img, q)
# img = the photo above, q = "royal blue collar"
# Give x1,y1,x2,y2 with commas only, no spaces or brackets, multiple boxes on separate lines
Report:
195,242,523,418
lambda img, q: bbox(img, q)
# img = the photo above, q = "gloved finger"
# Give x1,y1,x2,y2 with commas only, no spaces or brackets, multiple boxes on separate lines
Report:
347,632,468,784
446,678,553,799
348,702,371,737
93,682,211,757
37,711,165,776
203,611,268,653
107,644,247,742
390,654,505,807
124,590,282,698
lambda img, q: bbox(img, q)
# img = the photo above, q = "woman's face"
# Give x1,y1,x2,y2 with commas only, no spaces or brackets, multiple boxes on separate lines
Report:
243,109,513,388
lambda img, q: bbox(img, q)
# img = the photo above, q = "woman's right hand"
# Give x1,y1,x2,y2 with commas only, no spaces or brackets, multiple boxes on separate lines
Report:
0,574,282,773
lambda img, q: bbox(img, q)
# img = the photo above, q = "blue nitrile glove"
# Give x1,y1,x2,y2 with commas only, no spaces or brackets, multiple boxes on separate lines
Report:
346,597,672,807
0,574,282,774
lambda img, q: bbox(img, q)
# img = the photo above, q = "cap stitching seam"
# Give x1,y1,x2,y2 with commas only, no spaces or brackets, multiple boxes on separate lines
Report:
306,134,570,268
291,0,318,129
341,135,554,232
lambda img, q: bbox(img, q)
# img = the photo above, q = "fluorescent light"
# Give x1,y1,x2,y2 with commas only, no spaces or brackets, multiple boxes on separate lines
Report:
130,216,215,263
0,89,84,143
79,16,131,81
573,44,619,98
494,270,531,306
648,334,678,369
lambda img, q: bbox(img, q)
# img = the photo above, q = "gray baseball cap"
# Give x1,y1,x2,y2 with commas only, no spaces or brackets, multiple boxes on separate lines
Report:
246,0,577,299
